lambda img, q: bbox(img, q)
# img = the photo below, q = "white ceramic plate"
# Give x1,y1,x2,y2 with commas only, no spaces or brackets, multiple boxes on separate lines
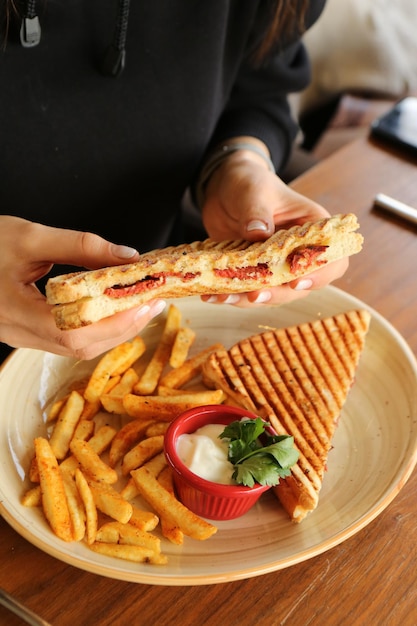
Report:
1,286,417,586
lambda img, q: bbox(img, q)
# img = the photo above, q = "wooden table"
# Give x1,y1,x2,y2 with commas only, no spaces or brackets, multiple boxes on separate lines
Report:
1,136,417,626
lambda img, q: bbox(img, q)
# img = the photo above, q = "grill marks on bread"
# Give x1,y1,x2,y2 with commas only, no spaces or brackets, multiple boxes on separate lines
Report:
202,310,371,522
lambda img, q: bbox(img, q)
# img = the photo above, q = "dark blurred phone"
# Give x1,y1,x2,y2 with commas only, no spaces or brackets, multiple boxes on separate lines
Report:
370,97,417,157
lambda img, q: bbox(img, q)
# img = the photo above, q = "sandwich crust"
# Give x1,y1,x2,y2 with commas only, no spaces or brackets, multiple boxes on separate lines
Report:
46,214,363,330
201,309,371,522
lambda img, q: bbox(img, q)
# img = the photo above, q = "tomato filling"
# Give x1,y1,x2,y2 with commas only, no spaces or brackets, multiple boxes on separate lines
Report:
214,263,271,280
104,271,199,298
287,245,328,274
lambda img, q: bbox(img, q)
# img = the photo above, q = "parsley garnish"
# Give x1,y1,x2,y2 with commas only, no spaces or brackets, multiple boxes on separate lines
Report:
219,417,299,488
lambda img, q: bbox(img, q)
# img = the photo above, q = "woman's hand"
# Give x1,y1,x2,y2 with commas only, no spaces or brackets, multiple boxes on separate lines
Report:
0,216,166,360
201,146,349,307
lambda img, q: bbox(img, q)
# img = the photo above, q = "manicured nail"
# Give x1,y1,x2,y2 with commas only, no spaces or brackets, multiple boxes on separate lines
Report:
205,295,240,304
134,300,166,320
253,290,272,303
294,278,313,291
223,294,241,304
113,244,139,259
150,300,167,316
246,220,268,232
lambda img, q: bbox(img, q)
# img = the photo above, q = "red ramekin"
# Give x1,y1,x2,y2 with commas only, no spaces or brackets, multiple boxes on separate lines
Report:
164,404,272,520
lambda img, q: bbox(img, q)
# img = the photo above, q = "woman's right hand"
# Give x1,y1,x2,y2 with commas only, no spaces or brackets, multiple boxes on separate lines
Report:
0,216,166,360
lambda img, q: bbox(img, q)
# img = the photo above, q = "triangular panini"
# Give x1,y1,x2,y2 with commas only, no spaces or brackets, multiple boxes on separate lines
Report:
202,309,371,522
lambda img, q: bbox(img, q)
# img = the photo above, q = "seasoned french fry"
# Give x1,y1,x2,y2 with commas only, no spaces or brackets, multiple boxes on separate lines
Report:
34,437,73,542
134,304,182,395
84,336,146,403
60,425,117,475
74,468,97,545
28,455,39,483
21,484,42,507
123,389,226,421
72,419,95,441
159,343,224,388
87,480,133,524
120,476,139,500
157,385,207,396
97,520,161,552
144,422,170,437
70,439,118,484
108,419,155,468
141,451,168,477
169,326,196,368
95,522,120,543
121,434,164,475
129,505,159,532
46,396,67,423
131,465,217,541
49,390,85,460
61,470,86,542
89,542,167,565
109,367,140,396
99,394,126,415
158,466,184,545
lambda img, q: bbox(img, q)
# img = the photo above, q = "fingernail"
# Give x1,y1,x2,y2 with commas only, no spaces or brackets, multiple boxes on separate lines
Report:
113,244,139,260
205,294,240,304
150,300,167,316
253,290,272,303
223,294,240,304
294,278,313,291
246,220,268,232
134,300,166,320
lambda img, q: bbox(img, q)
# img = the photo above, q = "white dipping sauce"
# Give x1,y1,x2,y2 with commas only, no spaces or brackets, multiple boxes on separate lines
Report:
177,423,234,484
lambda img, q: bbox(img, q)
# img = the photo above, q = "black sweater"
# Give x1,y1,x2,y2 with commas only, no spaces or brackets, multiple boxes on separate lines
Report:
1,0,324,252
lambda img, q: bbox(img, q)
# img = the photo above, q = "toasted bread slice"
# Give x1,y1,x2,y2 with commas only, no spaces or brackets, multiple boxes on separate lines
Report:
46,214,363,330
202,309,371,522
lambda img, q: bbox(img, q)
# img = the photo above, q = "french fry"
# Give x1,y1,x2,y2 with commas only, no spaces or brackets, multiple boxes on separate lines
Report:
169,326,196,368
21,484,42,507
74,468,97,545
61,470,86,542
123,389,226,421
159,343,224,389
120,477,139,500
79,398,102,421
131,465,217,541
108,367,140,396
89,542,167,565
60,424,117,475
140,451,168,477
145,422,170,437
97,521,161,552
49,390,85,460
134,304,182,395
34,437,73,542
28,455,40,483
129,505,159,532
158,466,184,545
108,419,155,468
87,480,133,524
84,336,146,403
70,439,118,484
72,419,95,441
46,396,67,423
156,385,207,396
99,394,126,415
121,434,165,475
95,522,120,543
